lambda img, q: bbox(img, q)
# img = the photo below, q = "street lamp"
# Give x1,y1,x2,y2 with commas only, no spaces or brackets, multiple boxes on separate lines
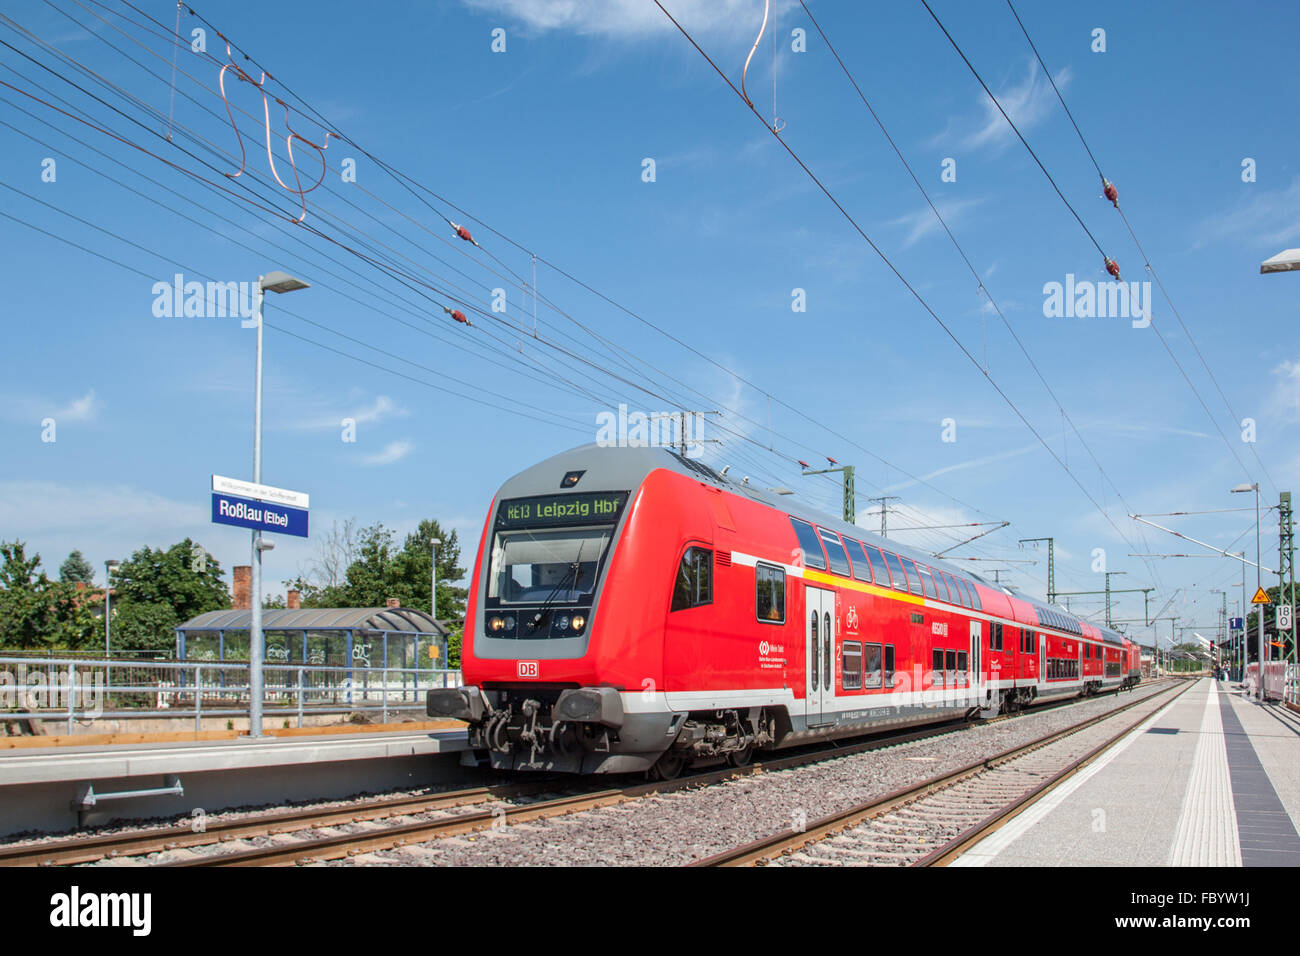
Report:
103,559,120,658
1232,482,1263,701
248,270,309,738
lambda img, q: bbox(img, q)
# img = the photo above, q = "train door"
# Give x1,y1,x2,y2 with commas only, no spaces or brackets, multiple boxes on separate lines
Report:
1039,633,1046,688
969,620,982,708
805,586,834,725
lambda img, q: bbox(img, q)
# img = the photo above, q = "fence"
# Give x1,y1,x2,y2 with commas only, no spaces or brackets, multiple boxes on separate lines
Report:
0,655,461,734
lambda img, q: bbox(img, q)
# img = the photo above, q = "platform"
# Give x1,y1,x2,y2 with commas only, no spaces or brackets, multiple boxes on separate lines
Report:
954,678,1300,867
0,724,471,836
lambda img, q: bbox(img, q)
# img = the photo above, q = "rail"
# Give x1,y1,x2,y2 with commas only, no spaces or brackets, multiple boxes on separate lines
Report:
0,655,461,734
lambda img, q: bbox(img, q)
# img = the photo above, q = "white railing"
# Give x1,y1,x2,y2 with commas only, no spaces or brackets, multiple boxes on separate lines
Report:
0,656,461,735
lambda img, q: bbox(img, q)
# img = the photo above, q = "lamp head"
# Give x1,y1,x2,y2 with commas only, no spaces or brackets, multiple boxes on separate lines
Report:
259,271,310,294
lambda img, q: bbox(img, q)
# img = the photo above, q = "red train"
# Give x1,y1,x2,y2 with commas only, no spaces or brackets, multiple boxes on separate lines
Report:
428,445,1142,777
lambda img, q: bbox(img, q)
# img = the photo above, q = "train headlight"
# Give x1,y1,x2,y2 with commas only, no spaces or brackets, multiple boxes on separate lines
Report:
571,614,586,632
488,615,506,632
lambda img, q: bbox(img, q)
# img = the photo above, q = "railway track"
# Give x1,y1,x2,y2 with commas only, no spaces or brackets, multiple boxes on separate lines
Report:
0,680,1173,867
693,678,1192,866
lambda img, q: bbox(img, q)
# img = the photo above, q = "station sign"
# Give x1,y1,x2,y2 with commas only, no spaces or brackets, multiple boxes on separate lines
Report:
211,474,309,538
1229,617,1243,631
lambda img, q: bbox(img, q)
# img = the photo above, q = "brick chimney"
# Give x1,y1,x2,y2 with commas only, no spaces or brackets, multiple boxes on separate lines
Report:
233,565,252,610
385,597,400,609
287,589,301,610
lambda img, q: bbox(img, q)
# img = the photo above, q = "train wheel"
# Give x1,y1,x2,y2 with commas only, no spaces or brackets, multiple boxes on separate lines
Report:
728,743,754,768
649,751,686,781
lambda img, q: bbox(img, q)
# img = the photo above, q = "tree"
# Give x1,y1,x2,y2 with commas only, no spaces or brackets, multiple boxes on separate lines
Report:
0,541,54,650
0,541,99,650
284,518,359,608
59,549,95,585
109,539,230,651
287,518,469,619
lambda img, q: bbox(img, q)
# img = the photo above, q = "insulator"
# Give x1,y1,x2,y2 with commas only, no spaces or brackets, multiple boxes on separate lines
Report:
1104,256,1121,281
1102,177,1118,207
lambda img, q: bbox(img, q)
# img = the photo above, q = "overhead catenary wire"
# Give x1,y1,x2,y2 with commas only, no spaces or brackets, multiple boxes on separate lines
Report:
651,0,1156,583
0,3,1019,548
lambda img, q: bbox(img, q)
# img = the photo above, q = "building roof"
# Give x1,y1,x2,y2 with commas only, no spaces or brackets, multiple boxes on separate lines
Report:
176,607,449,636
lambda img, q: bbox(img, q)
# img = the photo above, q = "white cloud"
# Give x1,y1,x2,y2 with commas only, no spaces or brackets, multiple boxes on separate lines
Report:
1194,177,1300,251
292,394,406,432
461,0,796,39
1269,358,1300,424
2,389,100,424
932,58,1068,153
359,440,413,466
887,197,982,248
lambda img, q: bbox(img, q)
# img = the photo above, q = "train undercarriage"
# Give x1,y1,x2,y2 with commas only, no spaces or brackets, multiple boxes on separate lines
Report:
428,685,778,778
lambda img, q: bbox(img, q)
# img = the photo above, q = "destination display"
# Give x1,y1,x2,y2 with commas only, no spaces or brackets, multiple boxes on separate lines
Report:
496,491,628,529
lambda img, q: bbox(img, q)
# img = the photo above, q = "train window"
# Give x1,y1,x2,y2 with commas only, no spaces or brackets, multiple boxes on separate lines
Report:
958,650,968,685
882,551,908,591
916,565,939,601
865,643,882,689
789,518,828,571
862,544,888,586
952,576,972,609
940,571,964,607
930,569,951,603
898,557,924,596
756,563,786,624
824,613,832,686
810,611,819,691
843,538,872,583
945,649,957,686
966,580,982,611
932,649,944,687
884,644,896,687
817,528,852,577
842,641,863,690
670,546,712,611
996,622,1004,652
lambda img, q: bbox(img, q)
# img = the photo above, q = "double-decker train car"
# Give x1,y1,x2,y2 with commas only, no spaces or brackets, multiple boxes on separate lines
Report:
428,445,1141,777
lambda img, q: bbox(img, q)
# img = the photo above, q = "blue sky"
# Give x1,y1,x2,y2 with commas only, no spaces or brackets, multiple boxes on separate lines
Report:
2,0,1297,646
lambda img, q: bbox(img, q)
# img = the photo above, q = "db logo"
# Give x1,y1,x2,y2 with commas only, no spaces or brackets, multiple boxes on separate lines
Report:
759,640,770,655
845,606,859,631
517,661,539,679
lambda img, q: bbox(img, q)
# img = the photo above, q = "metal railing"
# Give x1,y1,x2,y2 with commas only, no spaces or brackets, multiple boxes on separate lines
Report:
0,655,461,735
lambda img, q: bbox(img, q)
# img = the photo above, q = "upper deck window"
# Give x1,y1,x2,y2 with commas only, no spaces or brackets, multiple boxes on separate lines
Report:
898,557,924,596
817,528,851,577
789,518,827,571
862,544,889,586
843,538,873,583
881,551,908,591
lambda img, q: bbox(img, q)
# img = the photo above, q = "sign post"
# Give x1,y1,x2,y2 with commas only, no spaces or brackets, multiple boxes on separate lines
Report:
1252,587,1271,702
212,475,309,737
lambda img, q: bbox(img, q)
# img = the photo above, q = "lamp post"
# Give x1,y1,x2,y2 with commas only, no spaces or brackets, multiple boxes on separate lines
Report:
103,559,120,658
1232,482,1263,701
249,270,309,738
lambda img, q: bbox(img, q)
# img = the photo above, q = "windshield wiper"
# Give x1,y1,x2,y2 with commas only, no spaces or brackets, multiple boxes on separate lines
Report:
527,541,586,632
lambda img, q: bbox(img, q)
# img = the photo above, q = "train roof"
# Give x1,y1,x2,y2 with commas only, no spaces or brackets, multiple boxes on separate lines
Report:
501,444,1126,645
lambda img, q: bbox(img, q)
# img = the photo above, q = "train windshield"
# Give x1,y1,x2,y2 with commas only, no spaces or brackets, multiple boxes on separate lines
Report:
488,527,612,605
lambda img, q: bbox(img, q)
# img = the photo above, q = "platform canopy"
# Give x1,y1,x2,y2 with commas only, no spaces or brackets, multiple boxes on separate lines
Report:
178,606,448,636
